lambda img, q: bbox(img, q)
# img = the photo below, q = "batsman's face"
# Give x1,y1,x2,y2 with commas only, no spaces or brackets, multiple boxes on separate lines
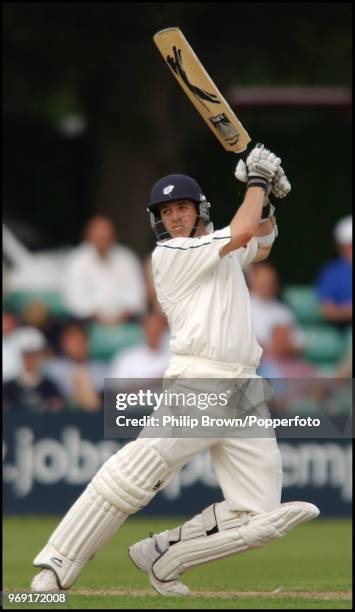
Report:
160,200,198,238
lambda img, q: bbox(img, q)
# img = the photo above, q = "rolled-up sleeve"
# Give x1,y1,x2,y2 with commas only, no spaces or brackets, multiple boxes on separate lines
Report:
236,237,259,270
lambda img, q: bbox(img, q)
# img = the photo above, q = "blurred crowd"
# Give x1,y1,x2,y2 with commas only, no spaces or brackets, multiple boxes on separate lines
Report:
3,214,352,414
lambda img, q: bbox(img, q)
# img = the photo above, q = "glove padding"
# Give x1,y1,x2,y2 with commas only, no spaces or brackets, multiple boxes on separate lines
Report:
235,145,291,199
272,164,291,198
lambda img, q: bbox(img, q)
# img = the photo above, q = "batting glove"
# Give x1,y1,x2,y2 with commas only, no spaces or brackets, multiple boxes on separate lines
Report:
244,143,281,191
272,165,291,198
235,147,291,198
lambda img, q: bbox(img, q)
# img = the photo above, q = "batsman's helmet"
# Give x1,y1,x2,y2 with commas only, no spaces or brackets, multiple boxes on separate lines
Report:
147,173,213,241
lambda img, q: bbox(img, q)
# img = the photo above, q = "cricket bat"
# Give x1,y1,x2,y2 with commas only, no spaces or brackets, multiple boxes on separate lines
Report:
153,27,251,153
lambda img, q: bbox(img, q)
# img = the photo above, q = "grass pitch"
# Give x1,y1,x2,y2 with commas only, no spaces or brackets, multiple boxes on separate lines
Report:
3,515,352,609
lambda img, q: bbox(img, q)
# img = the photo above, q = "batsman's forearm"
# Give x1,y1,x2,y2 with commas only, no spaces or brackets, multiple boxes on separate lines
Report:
220,186,266,256
230,187,265,237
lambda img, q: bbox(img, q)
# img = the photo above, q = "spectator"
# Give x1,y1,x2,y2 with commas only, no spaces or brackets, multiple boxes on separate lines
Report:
258,323,318,379
110,311,170,383
3,311,22,382
63,215,146,325
247,262,303,349
327,346,352,416
22,301,62,353
258,323,321,416
3,327,64,413
315,215,352,327
335,341,352,379
45,322,106,412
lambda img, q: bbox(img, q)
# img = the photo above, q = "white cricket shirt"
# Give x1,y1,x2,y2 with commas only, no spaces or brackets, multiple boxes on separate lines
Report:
152,227,263,367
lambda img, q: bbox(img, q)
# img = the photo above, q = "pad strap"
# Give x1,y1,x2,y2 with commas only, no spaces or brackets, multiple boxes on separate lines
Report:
260,199,275,222
202,504,219,535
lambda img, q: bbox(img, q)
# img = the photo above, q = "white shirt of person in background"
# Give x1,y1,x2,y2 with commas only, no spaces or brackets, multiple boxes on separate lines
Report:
109,312,170,381
44,322,107,404
247,261,303,348
63,216,146,324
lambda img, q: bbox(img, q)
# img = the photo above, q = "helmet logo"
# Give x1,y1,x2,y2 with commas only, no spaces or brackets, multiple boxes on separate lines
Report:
163,184,174,195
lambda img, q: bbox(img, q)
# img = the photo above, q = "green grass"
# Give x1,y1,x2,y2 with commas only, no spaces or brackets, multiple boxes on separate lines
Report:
3,516,352,609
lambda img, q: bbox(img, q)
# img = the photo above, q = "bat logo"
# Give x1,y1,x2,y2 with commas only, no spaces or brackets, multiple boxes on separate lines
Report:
209,113,240,146
153,480,163,491
166,46,221,110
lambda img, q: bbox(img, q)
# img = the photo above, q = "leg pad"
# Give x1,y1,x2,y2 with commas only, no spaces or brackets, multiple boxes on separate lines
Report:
152,501,319,581
33,441,170,588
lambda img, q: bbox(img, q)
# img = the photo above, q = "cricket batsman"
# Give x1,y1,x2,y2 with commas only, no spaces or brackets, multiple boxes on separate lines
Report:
31,144,319,596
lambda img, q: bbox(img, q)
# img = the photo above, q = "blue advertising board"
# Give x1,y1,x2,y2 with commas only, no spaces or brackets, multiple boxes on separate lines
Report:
3,412,352,516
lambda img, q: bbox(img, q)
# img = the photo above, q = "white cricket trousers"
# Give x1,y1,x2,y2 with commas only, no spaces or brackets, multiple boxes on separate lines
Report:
32,353,283,589
133,354,283,514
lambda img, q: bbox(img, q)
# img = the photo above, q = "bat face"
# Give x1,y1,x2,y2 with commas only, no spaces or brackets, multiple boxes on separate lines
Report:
153,27,251,153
